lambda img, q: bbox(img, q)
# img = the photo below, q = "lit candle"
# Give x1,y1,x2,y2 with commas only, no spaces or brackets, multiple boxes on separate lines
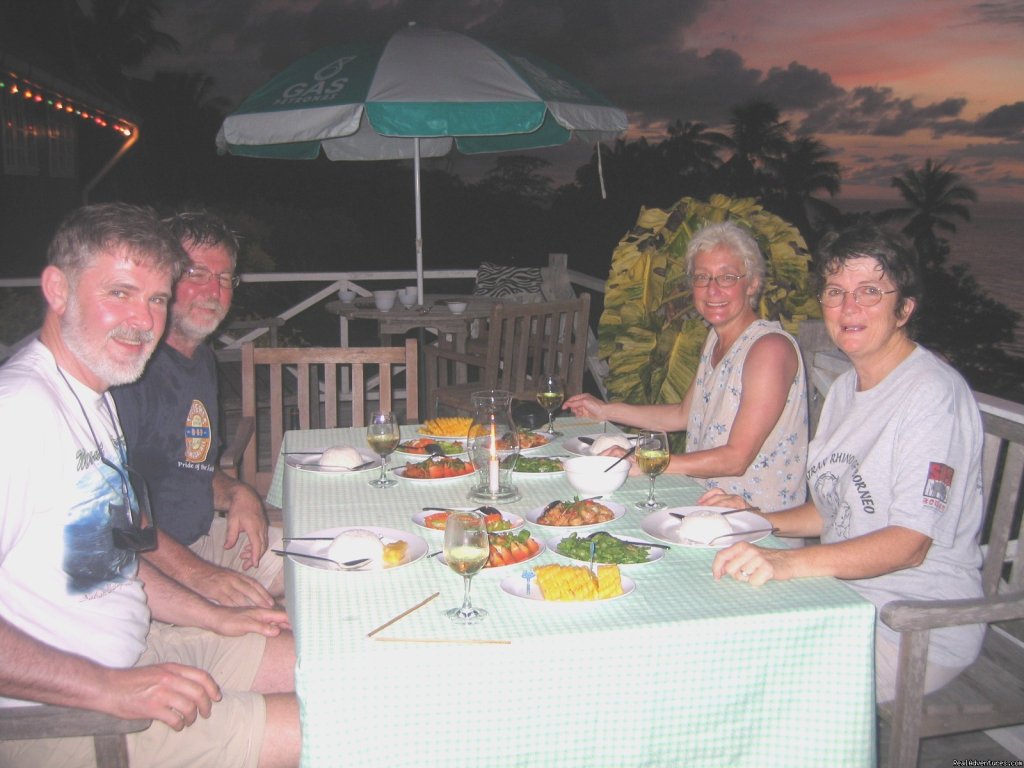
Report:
488,425,500,494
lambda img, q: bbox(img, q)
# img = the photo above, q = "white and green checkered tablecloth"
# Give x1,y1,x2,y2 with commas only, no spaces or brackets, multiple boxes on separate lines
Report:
270,420,876,768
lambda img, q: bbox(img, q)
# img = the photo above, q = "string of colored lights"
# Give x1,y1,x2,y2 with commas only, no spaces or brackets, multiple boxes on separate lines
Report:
0,68,135,137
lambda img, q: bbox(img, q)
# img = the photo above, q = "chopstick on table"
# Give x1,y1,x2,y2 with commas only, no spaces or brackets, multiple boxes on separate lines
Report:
367,592,440,638
373,637,512,645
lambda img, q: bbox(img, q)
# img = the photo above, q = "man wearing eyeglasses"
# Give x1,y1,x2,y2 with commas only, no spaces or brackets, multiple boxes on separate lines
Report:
0,204,299,767
113,210,284,608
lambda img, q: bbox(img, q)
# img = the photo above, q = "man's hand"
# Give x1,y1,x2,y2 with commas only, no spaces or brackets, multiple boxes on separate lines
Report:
221,480,269,569
99,663,221,731
197,564,275,608
206,605,291,638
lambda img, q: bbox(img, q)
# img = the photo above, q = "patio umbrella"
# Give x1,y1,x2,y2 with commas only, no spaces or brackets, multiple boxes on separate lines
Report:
216,23,628,303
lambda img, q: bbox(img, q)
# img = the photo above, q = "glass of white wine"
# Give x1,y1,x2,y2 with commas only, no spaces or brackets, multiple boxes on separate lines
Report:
443,510,490,624
635,429,670,510
536,374,565,437
367,410,400,488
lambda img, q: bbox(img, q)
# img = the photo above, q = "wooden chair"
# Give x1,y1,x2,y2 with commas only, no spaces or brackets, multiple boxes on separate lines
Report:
0,704,151,768
422,294,590,417
877,395,1024,767
236,340,418,496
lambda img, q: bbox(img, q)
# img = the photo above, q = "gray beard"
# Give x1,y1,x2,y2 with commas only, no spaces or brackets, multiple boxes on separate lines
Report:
171,302,226,345
61,295,155,387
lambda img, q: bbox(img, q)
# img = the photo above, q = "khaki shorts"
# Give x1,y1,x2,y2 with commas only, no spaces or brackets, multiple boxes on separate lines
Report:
190,517,284,594
0,624,267,768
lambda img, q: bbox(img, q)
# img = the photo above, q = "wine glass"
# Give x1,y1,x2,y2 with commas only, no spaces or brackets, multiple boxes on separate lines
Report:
536,374,565,437
443,510,490,623
367,410,400,488
635,429,670,510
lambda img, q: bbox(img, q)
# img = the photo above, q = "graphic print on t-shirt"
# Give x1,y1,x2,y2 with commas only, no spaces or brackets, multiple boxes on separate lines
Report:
184,399,212,463
63,461,136,593
923,462,953,511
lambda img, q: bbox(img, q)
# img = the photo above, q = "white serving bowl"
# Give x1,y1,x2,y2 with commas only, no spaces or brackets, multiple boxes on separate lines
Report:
337,289,357,303
399,286,418,307
446,300,468,315
374,290,398,311
563,455,629,497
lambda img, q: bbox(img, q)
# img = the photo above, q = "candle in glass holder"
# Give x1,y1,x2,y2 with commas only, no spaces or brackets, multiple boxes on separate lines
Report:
488,426,500,493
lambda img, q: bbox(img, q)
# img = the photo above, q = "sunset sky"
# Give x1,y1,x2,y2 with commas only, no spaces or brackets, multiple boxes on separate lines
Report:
144,0,1024,202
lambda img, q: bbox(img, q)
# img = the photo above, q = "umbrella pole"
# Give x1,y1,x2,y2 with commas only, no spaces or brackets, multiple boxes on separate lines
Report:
414,138,425,306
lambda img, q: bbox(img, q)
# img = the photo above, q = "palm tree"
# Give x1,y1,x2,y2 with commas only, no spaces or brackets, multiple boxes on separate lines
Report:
883,159,977,266
767,136,841,242
719,101,790,200
660,120,729,197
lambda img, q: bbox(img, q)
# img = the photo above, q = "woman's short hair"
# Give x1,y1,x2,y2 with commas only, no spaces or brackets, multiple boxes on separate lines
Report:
685,221,766,308
814,219,922,331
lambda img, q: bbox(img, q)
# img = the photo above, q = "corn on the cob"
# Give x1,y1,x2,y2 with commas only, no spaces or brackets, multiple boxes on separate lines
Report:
534,564,622,601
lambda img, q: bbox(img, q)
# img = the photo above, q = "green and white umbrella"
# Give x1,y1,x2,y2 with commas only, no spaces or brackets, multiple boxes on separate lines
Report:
217,24,628,302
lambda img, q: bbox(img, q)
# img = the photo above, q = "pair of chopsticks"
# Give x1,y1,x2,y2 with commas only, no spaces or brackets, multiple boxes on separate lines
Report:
366,592,511,645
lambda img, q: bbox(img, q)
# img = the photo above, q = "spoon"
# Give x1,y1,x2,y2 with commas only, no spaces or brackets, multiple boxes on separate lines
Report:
271,549,372,570
670,506,761,520
706,527,777,546
421,505,501,515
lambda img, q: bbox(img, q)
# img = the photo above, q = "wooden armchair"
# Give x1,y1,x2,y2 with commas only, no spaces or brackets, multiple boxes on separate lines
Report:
0,704,151,768
877,396,1024,766
236,340,418,496
423,294,590,417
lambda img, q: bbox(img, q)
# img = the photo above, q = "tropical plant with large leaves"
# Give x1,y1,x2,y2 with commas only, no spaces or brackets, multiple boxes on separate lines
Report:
598,195,820,421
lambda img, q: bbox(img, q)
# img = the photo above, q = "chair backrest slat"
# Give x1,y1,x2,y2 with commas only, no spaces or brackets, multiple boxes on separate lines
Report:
238,339,418,496
980,411,1024,597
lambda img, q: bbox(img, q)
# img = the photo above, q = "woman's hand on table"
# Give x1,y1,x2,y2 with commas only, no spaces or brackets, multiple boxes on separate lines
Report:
712,542,792,587
696,488,748,508
564,393,611,421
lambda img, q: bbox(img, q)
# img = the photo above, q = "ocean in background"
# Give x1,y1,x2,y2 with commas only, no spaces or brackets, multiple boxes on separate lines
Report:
840,199,1024,358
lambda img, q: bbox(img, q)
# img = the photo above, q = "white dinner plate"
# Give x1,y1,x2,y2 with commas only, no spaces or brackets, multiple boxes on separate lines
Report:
547,532,665,566
499,572,635,602
284,447,381,474
416,429,469,443
279,526,428,572
561,433,637,456
411,509,525,533
523,499,626,529
434,533,545,570
640,508,771,549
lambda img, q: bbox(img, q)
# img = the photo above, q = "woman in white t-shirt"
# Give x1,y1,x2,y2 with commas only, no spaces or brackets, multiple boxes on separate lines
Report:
704,220,985,702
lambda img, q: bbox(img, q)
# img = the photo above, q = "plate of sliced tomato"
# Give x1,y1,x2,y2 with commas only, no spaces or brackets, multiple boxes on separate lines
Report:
394,456,475,481
412,509,524,533
435,529,544,570
395,438,466,457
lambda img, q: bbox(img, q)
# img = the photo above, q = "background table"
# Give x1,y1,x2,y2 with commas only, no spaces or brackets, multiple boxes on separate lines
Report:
270,419,876,768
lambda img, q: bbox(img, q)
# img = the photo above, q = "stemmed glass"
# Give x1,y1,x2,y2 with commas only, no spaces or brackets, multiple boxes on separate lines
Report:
366,410,400,488
635,429,670,510
536,374,565,436
443,510,490,623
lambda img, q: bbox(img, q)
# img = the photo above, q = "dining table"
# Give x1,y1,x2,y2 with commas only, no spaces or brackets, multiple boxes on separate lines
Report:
325,294,500,382
268,418,877,768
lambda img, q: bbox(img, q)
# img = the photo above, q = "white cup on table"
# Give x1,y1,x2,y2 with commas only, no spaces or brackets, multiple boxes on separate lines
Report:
399,286,418,307
374,290,398,311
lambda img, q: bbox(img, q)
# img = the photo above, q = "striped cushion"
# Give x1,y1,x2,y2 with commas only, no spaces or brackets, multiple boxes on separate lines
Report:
473,262,544,298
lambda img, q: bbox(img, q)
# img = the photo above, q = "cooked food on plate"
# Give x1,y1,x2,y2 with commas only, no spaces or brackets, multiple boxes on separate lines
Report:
534,563,623,600
676,509,732,544
421,416,473,437
538,498,615,526
486,530,540,567
397,438,464,455
556,532,650,564
318,445,366,468
326,528,407,567
513,456,563,473
423,510,513,532
401,456,474,479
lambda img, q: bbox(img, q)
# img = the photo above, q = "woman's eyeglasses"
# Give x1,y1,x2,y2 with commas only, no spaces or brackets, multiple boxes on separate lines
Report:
819,285,897,308
691,273,746,288
101,458,158,552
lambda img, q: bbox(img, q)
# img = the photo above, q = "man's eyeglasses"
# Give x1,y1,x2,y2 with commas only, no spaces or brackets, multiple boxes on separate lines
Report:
692,273,746,288
184,265,241,289
819,285,897,308
101,457,158,552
